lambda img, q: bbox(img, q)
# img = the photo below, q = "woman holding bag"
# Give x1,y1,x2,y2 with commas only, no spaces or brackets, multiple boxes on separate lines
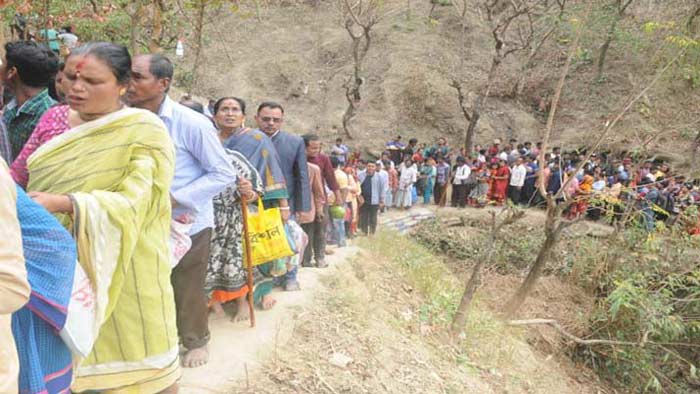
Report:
210,97,287,314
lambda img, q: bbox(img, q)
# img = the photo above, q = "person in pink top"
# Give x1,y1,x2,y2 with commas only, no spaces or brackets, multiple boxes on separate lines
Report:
11,105,70,187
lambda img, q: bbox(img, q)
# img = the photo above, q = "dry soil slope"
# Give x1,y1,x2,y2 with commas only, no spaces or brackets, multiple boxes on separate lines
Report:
193,0,699,167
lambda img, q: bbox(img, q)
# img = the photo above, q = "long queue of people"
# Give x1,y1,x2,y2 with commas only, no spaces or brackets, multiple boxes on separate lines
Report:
0,40,385,394
373,135,700,233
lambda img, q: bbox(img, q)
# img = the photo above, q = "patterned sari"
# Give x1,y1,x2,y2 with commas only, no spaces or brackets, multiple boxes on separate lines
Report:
13,185,76,394
26,107,179,393
207,149,272,305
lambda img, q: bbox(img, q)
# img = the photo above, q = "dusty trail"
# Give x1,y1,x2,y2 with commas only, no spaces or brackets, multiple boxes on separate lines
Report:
179,246,360,393
179,205,608,393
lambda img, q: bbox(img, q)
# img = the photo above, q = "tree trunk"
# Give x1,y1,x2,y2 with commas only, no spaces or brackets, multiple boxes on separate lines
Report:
691,131,700,176
503,201,562,317
596,17,618,81
464,56,500,153
512,23,559,97
128,2,145,55
597,0,634,81
191,0,207,91
452,232,492,334
43,0,50,35
148,0,164,53
341,100,356,139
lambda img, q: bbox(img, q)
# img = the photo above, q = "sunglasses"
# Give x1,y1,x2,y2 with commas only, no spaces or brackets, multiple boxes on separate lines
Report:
260,116,282,123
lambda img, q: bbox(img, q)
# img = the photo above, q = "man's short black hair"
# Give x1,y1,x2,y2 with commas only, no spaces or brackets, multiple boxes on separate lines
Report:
257,101,284,114
147,53,173,80
302,133,319,147
4,41,58,88
330,156,340,168
180,99,204,114
145,53,173,92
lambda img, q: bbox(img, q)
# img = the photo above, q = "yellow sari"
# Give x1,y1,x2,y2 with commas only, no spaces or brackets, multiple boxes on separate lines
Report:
27,107,179,393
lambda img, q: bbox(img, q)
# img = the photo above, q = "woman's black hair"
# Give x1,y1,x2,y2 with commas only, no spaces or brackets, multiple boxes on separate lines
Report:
213,96,246,115
69,42,131,84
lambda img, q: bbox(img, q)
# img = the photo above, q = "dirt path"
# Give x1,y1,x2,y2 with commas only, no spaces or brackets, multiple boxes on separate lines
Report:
179,246,360,393
180,206,608,393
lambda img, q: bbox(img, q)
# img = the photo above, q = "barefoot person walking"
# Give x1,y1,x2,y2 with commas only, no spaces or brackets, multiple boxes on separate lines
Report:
127,54,236,369
207,97,276,320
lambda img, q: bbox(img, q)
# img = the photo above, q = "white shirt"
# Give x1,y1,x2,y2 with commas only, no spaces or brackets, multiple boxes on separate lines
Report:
398,164,417,190
58,32,78,48
453,164,471,185
159,96,236,235
510,164,527,187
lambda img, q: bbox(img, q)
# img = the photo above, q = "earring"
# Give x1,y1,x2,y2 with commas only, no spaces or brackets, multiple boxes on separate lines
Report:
119,87,126,96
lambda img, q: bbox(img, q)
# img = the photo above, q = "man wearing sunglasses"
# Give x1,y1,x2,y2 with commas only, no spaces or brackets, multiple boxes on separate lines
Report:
254,101,311,291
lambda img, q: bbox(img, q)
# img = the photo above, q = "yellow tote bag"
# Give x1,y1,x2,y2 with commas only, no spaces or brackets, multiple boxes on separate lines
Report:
246,198,295,266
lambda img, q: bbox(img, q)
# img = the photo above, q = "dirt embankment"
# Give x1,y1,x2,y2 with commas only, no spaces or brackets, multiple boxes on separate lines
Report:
186,1,699,170
232,216,608,394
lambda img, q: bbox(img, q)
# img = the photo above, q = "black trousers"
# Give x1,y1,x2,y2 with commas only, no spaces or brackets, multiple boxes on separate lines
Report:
452,184,468,207
359,204,379,235
508,185,522,204
301,216,327,266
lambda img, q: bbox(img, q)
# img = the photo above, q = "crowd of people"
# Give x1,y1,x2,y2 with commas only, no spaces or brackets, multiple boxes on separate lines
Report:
0,38,396,394
374,135,700,232
1,35,700,394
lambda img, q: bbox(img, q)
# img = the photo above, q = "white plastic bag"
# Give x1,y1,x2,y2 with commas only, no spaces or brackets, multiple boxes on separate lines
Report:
169,214,193,268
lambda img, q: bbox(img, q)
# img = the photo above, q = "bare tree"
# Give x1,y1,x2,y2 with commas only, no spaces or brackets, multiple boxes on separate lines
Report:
596,0,635,81
123,0,147,54
340,0,382,139
451,207,525,336
503,13,688,316
148,0,166,53
452,0,545,154
511,0,567,97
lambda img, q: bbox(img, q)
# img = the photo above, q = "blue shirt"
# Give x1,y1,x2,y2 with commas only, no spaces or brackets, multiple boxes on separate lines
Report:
358,170,386,206
158,96,236,235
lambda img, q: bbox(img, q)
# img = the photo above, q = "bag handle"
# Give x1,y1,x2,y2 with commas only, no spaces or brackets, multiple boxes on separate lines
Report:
257,196,264,212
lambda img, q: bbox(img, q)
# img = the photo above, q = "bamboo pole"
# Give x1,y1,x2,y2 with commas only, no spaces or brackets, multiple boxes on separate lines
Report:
239,195,256,328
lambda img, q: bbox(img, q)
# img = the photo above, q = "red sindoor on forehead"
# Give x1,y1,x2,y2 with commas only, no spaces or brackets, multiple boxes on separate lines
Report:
76,58,87,72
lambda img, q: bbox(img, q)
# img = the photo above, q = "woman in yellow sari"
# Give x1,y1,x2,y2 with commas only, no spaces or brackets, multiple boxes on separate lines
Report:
25,42,179,393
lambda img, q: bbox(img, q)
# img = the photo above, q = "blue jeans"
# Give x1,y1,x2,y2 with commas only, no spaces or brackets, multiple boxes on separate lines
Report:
332,218,347,247
275,265,298,286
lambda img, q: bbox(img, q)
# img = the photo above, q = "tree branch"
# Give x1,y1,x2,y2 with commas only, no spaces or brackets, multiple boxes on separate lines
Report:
507,319,700,348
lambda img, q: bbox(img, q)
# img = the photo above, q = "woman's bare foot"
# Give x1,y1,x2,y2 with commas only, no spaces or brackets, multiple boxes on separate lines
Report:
231,297,251,322
210,301,226,319
261,294,277,310
182,345,209,368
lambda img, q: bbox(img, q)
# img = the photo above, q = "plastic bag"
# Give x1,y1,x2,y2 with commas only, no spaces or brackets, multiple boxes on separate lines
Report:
246,199,295,266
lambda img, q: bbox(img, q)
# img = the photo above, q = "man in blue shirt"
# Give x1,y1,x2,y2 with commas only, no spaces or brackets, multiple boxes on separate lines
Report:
357,162,386,235
127,54,237,369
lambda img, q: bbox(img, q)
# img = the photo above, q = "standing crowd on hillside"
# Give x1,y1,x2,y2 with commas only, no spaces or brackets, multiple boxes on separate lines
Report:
374,135,700,232
1,36,700,394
